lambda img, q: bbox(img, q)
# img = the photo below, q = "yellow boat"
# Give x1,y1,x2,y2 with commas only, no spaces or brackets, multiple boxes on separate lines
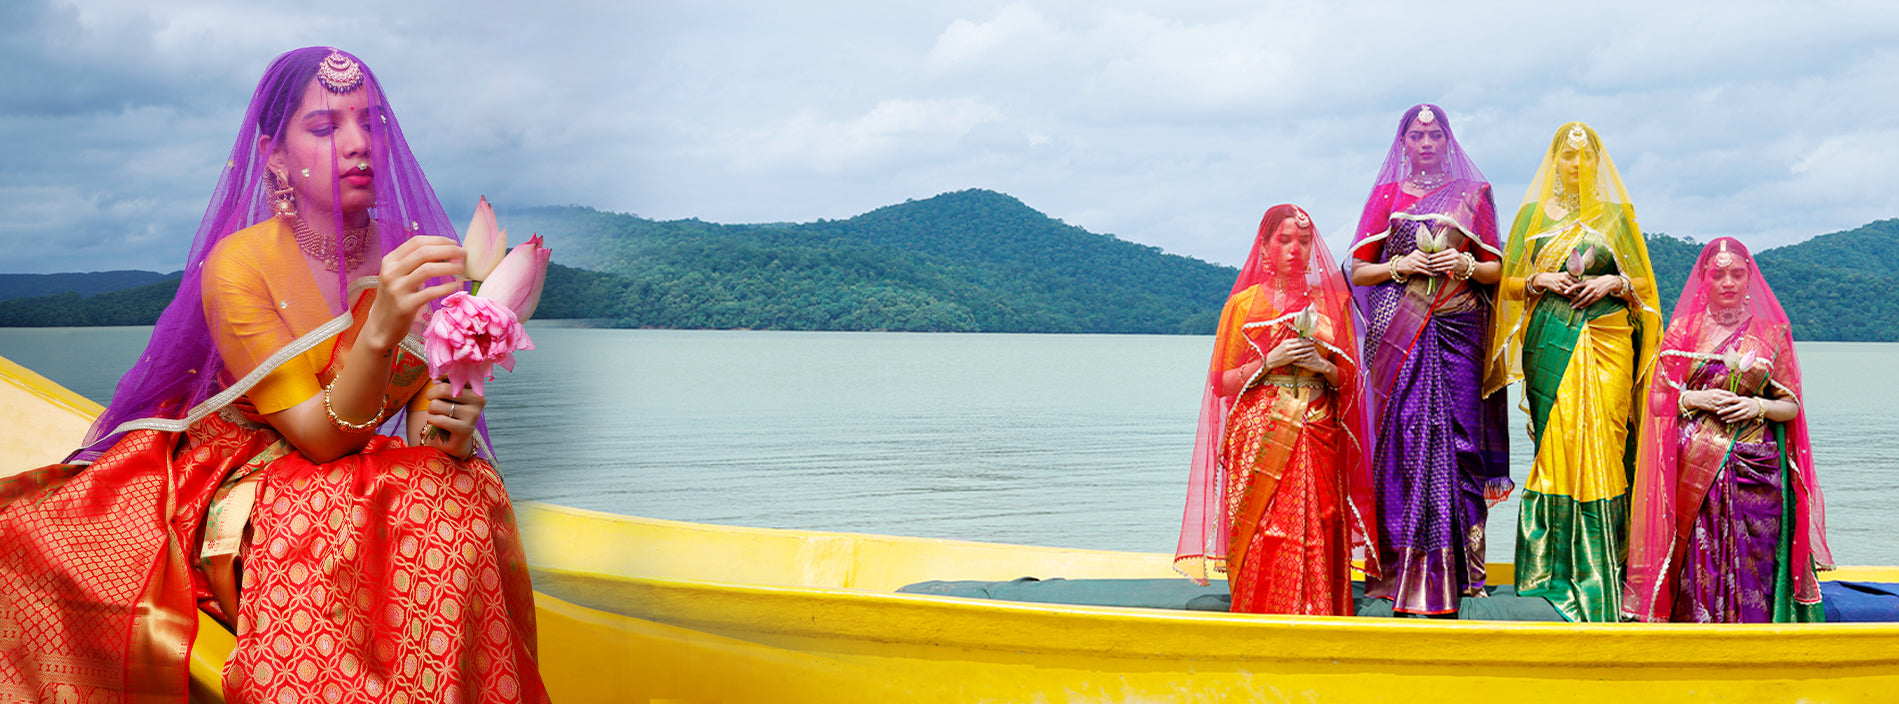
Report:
6,354,1899,703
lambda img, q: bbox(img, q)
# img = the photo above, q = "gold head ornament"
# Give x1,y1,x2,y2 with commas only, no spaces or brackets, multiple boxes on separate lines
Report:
1712,239,1737,268
317,50,365,94
1417,107,1436,125
1565,124,1588,150
1292,207,1311,229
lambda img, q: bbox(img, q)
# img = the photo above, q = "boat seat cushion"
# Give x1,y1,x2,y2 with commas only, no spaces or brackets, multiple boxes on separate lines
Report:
1820,582,1899,622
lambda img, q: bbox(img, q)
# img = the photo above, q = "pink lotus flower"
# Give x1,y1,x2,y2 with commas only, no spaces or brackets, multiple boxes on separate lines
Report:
462,196,507,282
424,291,534,397
1565,248,1587,278
476,234,551,321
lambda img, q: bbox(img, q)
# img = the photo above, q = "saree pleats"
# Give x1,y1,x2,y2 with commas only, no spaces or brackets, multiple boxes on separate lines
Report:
1516,295,1635,623
1672,438,1780,623
0,387,544,703
1224,382,1351,615
228,437,543,702
1364,307,1501,614
0,414,273,703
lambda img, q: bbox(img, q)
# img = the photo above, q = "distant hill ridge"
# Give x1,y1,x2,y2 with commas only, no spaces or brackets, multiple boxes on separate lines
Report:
0,270,179,303
514,188,1235,333
2,192,1895,340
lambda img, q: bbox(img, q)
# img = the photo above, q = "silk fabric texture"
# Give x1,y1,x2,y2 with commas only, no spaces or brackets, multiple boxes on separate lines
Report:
1485,122,1664,622
1349,104,1512,615
1175,204,1379,614
0,47,545,702
1623,237,1832,622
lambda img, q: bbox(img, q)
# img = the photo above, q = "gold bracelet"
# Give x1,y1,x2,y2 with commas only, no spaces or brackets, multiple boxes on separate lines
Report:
323,377,389,433
1451,252,1477,281
1389,260,1409,284
1755,398,1767,421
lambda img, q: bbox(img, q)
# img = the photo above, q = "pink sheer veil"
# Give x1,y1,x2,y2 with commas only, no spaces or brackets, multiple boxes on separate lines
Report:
1624,237,1831,620
1175,204,1377,583
71,47,483,462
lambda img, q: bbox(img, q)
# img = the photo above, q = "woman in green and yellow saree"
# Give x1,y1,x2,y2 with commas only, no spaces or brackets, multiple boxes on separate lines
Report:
1485,122,1663,622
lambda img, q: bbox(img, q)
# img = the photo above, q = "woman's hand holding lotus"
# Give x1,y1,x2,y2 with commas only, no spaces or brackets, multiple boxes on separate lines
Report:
1566,274,1626,309
364,235,466,353
417,379,486,458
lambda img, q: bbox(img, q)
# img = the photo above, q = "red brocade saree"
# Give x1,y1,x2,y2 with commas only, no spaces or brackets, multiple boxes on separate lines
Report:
0,259,545,702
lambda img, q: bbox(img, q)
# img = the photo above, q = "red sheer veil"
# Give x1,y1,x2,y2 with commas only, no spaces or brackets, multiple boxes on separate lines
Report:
1175,204,1377,583
70,47,478,462
1624,237,1832,620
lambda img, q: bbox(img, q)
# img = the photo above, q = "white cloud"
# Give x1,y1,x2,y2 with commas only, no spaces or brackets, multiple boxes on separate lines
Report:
2,0,1896,272
725,97,1006,174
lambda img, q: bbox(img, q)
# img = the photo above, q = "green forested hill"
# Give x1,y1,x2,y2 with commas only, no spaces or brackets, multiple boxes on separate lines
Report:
2,195,1894,341
510,189,1236,333
1640,219,1899,340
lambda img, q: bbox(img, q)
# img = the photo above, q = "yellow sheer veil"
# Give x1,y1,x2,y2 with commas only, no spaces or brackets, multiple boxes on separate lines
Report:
1483,121,1663,397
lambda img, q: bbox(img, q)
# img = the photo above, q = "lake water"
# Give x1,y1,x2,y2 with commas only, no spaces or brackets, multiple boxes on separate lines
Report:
2,325,1894,566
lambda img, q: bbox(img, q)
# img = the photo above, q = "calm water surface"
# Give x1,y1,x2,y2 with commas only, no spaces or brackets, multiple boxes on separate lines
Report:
2,326,1893,565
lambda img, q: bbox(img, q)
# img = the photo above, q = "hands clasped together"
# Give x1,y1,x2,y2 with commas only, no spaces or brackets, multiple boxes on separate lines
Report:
1529,271,1630,309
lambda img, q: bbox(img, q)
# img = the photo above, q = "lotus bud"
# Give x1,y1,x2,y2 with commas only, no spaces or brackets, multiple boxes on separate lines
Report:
462,196,507,282
1293,306,1317,339
476,234,551,322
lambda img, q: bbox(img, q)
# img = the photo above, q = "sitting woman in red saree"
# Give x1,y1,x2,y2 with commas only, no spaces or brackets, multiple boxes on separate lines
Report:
1175,204,1379,615
1624,237,1833,623
0,47,547,702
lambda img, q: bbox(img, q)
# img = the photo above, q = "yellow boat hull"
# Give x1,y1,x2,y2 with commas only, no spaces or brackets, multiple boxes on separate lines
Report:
7,353,1899,702
521,502,1899,703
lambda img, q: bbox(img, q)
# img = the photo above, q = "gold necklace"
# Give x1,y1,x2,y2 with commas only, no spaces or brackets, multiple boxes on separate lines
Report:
1408,169,1449,190
291,218,372,272
1706,305,1747,327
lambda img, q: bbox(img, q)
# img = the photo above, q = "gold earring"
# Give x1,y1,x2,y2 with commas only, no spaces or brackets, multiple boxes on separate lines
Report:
269,168,298,220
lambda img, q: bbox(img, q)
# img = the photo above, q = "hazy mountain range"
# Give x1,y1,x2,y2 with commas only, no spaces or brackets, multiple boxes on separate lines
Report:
2,189,1894,341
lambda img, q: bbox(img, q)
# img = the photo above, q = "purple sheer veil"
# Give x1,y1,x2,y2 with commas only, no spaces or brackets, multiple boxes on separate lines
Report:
1349,103,1499,258
71,47,484,463
1347,105,1503,429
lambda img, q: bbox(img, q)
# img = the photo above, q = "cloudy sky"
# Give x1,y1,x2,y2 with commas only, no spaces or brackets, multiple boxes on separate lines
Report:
3,0,1895,274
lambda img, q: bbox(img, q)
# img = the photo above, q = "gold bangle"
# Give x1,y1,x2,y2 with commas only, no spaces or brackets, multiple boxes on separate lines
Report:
1389,260,1409,284
323,377,389,433
1452,252,1477,281
1755,398,1767,421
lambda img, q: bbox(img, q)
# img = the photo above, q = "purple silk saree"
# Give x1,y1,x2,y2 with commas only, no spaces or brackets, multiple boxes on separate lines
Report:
1350,105,1510,615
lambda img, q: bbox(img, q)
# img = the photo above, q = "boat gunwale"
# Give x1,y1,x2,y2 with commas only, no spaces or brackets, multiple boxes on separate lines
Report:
529,562,1899,672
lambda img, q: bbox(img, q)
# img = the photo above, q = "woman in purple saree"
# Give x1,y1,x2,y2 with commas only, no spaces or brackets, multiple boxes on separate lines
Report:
1347,105,1512,616
1624,237,1832,622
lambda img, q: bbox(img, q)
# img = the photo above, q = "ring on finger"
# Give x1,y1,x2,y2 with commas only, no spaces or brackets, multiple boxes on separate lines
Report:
447,401,457,419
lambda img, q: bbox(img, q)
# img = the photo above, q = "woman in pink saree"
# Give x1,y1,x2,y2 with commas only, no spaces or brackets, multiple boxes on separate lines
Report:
1175,204,1379,615
1624,237,1832,622
0,48,546,701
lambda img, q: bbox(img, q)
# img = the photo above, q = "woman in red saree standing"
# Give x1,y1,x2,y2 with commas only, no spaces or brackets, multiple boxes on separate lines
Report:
0,47,547,702
1175,204,1379,615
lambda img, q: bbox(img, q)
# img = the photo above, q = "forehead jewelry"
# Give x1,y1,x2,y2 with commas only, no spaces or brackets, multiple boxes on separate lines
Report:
1713,239,1737,268
1565,124,1588,150
1417,107,1436,125
1292,208,1311,228
317,50,365,94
